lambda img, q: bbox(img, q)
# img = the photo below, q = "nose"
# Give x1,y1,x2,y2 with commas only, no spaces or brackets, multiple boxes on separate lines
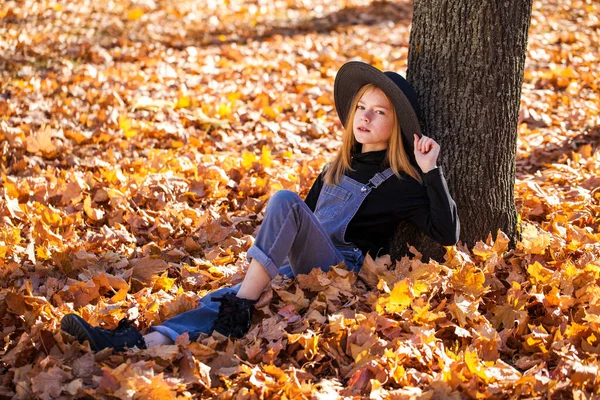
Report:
361,112,370,122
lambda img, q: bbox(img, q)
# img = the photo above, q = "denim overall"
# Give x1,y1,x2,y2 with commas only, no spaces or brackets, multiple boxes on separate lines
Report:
151,168,395,341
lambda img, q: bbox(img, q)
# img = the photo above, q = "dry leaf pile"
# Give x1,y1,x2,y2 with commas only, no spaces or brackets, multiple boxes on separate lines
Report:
0,0,599,398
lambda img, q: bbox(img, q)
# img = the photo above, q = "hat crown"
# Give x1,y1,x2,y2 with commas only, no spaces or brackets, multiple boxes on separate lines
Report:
383,71,421,121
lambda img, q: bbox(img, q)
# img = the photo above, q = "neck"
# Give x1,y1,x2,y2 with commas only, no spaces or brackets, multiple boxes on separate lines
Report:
361,144,388,153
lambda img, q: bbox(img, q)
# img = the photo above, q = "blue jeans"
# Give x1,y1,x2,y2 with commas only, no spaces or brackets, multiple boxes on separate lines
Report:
151,190,364,341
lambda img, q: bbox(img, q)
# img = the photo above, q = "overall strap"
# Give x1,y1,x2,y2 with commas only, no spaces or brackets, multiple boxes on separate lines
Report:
360,168,395,193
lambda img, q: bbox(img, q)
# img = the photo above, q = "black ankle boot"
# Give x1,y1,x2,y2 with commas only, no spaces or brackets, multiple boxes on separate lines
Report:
61,314,146,351
211,293,256,338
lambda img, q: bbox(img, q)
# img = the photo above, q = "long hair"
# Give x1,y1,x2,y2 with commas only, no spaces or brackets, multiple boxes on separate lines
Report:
324,84,423,185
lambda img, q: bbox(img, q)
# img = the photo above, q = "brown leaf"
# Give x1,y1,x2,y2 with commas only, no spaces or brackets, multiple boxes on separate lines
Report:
31,366,71,400
131,256,169,283
358,253,390,288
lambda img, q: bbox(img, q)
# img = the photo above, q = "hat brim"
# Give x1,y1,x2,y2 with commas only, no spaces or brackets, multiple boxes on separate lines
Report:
334,61,422,158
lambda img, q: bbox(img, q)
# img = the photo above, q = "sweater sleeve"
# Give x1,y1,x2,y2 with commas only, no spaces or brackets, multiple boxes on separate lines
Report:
304,171,324,212
407,167,460,245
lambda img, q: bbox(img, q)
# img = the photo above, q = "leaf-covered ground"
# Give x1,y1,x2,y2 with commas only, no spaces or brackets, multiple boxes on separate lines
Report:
0,0,599,398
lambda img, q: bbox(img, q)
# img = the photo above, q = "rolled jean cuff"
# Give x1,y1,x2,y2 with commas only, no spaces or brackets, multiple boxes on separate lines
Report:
247,245,279,279
150,325,183,342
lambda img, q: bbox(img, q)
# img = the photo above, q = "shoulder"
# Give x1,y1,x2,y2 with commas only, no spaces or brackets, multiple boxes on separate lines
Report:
378,173,426,198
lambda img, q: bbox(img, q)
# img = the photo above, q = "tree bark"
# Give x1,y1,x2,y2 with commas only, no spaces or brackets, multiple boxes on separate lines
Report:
391,0,533,261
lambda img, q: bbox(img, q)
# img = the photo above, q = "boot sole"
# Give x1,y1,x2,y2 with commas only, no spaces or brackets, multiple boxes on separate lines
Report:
61,314,101,351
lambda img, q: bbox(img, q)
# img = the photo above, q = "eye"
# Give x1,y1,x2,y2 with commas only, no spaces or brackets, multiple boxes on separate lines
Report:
376,110,385,115
357,105,365,110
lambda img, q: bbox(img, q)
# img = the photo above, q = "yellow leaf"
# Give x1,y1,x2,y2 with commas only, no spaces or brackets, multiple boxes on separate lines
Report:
153,270,176,292
176,96,191,109
241,150,258,169
261,146,272,168
119,115,131,131
36,246,51,260
127,8,144,21
584,263,600,280
413,280,429,296
380,279,413,314
217,103,232,117
41,206,62,227
465,348,490,383
527,261,553,285
111,287,128,302
451,263,488,298
517,223,551,254
188,108,230,129
262,106,279,119
287,331,320,360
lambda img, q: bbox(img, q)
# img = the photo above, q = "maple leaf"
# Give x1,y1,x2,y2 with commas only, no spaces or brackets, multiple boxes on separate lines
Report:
518,223,552,255
31,366,71,399
275,285,310,311
527,261,554,285
25,125,59,158
464,347,491,383
179,349,212,389
358,253,390,288
450,263,489,298
131,256,169,283
448,295,480,327
491,303,528,332
377,278,414,314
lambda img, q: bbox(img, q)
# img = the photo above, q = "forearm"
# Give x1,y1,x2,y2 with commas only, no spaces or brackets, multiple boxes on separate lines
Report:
421,168,460,244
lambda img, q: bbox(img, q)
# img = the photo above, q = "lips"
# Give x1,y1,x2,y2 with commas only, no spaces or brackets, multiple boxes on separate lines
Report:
357,126,371,132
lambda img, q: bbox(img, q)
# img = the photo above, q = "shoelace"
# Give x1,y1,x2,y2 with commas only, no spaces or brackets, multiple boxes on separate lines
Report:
213,293,256,308
99,318,134,336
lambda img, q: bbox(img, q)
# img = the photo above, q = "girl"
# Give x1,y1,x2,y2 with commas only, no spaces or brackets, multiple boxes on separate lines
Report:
61,61,460,351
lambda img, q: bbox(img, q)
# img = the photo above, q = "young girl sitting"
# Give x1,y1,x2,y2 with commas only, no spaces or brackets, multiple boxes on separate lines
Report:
61,61,460,351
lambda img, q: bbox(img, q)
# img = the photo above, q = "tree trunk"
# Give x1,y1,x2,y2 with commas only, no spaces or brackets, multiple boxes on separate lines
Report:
391,0,533,261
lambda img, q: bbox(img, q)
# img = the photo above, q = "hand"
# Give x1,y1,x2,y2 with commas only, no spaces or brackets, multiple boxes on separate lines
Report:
413,134,440,173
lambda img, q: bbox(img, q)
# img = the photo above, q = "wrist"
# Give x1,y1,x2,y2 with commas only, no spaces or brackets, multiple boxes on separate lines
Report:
421,165,438,174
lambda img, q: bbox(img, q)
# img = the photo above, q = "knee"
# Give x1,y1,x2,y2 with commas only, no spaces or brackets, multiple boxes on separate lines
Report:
267,190,303,209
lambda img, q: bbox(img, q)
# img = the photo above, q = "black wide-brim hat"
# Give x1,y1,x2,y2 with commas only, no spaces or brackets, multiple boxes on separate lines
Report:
334,61,422,156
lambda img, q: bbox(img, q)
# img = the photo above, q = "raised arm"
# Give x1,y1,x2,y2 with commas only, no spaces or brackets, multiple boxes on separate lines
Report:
409,134,460,245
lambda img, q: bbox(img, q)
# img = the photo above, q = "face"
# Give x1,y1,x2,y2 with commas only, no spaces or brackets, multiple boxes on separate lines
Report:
352,87,395,153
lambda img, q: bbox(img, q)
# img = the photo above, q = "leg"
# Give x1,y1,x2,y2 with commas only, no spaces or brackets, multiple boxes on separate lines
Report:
144,331,173,347
237,258,271,300
212,190,345,337
156,190,344,340
247,190,344,279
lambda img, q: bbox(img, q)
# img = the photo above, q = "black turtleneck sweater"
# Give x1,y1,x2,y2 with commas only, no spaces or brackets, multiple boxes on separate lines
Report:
304,149,460,257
